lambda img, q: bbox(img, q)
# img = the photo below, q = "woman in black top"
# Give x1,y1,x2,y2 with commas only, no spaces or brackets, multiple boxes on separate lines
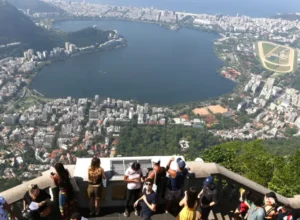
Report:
50,163,75,218
23,184,51,220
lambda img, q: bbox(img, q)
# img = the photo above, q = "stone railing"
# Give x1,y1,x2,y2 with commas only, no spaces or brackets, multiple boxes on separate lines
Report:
1,161,300,218
187,162,300,209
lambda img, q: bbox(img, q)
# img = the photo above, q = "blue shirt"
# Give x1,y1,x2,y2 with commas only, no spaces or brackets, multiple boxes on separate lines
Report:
247,204,265,220
168,169,188,191
0,196,8,220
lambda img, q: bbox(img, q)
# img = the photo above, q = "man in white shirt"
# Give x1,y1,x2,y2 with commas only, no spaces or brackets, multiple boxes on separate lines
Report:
124,162,143,217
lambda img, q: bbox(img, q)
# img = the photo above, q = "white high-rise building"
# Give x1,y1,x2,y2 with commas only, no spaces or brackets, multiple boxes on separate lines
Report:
65,42,70,52
36,51,43,60
43,51,48,59
95,95,100,106
69,44,77,53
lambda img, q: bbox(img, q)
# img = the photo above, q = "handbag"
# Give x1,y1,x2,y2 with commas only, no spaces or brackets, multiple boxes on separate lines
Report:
40,205,51,217
70,177,80,192
102,179,107,188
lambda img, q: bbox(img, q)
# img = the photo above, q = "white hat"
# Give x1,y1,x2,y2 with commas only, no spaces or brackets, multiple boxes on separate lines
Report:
152,157,160,164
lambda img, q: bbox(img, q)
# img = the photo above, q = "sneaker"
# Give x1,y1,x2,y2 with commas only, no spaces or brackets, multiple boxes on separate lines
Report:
134,209,140,216
95,208,100,216
124,209,129,217
165,210,169,214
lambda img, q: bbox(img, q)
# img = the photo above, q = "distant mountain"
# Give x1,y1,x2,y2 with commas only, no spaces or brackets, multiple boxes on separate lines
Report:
0,1,119,57
0,0,61,50
6,0,62,13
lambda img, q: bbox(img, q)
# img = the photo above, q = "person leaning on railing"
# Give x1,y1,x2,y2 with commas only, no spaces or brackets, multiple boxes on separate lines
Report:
264,192,278,220
124,162,143,217
196,176,217,220
0,195,15,220
165,156,188,214
50,163,75,218
87,157,106,216
22,184,51,220
146,158,166,199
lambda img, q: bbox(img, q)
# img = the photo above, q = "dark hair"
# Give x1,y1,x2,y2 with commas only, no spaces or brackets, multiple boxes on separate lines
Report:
131,162,141,171
242,190,252,201
154,161,160,166
145,178,153,185
71,212,81,220
91,157,100,170
28,184,39,193
54,163,74,199
282,204,292,212
187,187,198,209
251,196,263,207
266,191,278,204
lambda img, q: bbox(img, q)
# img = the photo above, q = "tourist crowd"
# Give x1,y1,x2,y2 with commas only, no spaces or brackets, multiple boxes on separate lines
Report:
0,156,296,220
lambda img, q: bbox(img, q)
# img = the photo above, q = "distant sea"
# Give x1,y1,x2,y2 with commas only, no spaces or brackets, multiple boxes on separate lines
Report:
73,0,300,17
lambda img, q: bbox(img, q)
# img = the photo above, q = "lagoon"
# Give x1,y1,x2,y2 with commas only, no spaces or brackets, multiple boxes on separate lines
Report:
30,20,235,105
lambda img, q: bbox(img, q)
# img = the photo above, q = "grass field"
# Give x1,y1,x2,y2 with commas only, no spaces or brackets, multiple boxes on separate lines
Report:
273,46,287,55
265,62,291,72
262,43,276,55
294,50,298,73
265,62,279,70
266,55,279,63
277,66,292,72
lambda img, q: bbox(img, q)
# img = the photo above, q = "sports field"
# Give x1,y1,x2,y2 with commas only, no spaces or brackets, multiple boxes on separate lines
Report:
256,41,296,74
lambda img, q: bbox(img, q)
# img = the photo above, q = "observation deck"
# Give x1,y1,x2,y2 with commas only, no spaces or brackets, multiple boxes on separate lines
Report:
1,156,300,220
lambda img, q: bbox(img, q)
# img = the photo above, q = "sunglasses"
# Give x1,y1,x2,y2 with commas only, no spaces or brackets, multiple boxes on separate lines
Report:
145,183,152,186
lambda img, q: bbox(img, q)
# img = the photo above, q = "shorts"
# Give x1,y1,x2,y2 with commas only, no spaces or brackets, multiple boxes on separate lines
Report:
87,185,101,199
164,187,182,201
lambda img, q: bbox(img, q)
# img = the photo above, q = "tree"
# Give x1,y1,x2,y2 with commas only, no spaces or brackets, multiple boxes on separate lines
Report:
203,140,278,188
203,141,241,173
117,125,219,159
269,150,300,197
284,126,298,137
0,178,21,192
238,140,276,187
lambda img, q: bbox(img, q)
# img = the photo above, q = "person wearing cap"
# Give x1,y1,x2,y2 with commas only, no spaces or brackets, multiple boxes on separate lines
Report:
164,156,188,213
147,158,166,198
124,161,143,217
277,204,293,220
196,176,217,220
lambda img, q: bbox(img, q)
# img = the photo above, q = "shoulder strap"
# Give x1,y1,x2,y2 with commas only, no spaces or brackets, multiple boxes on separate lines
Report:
265,206,275,215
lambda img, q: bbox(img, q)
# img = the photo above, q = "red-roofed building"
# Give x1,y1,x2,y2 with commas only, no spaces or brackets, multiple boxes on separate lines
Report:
179,114,189,122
